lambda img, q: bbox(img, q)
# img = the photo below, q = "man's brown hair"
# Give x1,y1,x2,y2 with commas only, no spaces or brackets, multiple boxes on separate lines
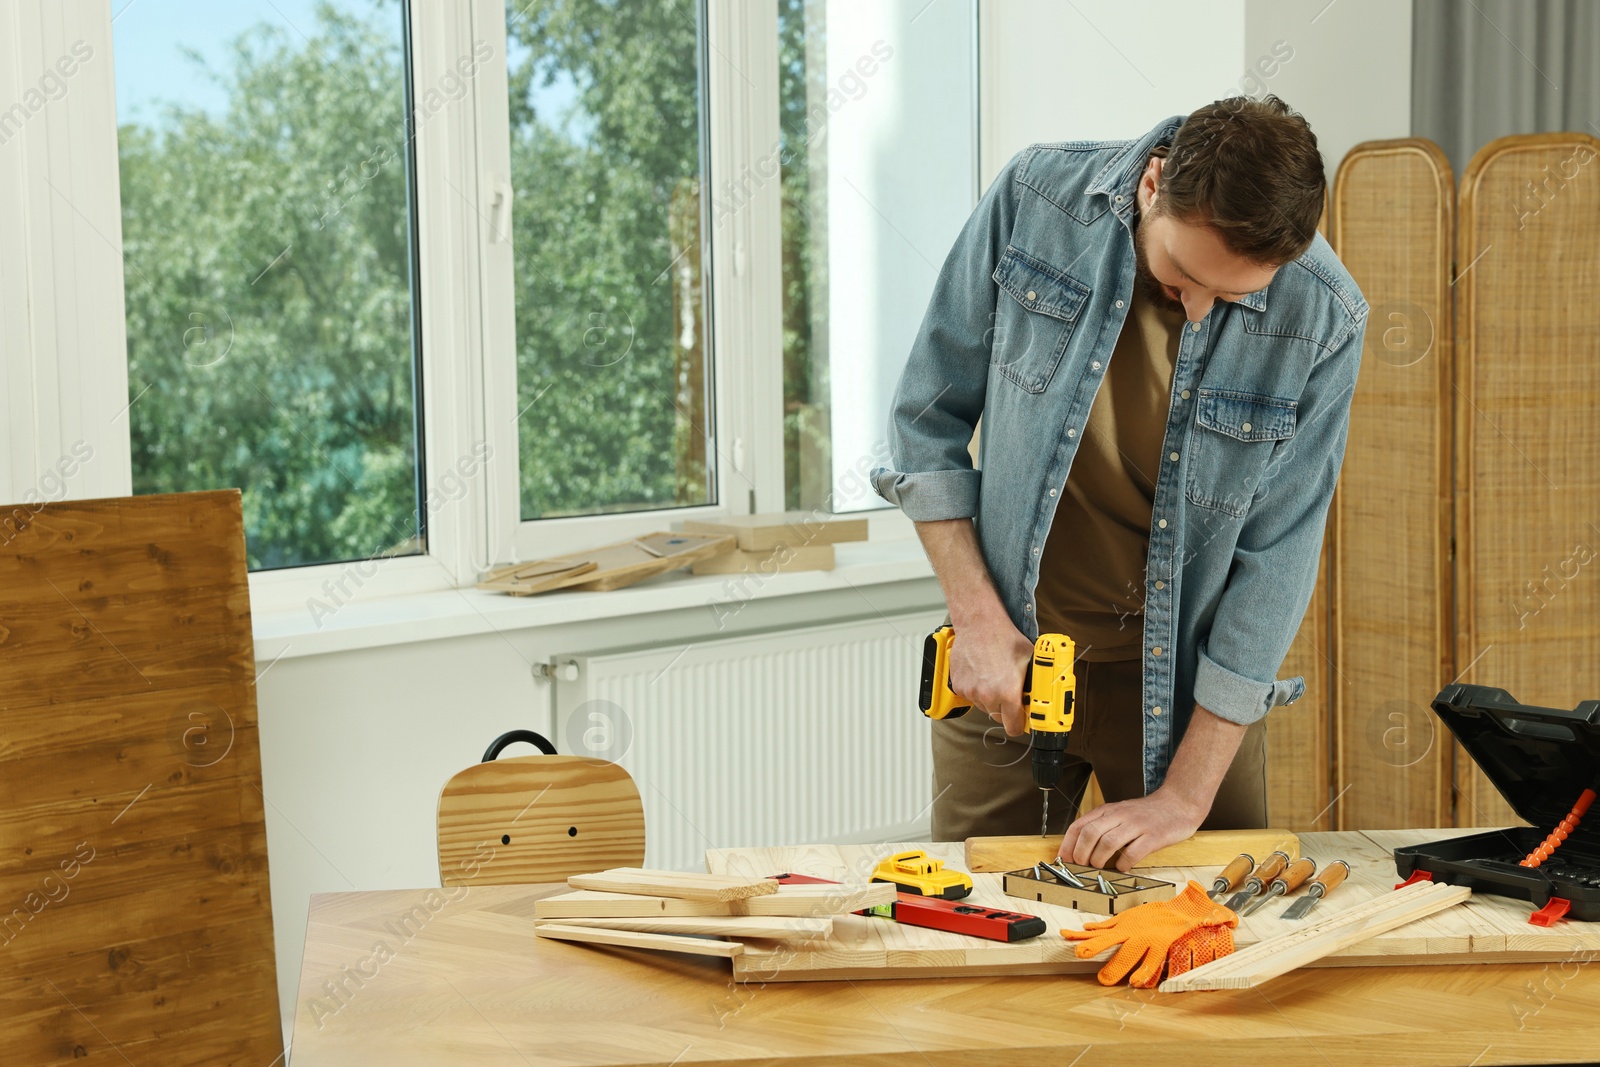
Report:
1150,95,1325,267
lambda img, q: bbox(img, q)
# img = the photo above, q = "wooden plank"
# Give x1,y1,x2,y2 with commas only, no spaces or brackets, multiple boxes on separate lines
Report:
535,915,832,939
703,832,1600,982
0,491,281,1067
964,829,1300,873
533,922,745,957
534,889,732,919
1454,132,1600,830
1157,881,1472,992
733,882,895,916
690,543,835,575
681,511,867,552
1329,138,1456,831
568,868,779,902
477,532,735,595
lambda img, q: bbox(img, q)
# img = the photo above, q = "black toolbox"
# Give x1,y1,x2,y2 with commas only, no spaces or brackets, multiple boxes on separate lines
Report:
1393,683,1600,924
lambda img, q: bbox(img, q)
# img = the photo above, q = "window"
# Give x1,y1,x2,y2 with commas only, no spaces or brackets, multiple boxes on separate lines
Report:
503,0,714,521
776,0,978,513
114,0,425,571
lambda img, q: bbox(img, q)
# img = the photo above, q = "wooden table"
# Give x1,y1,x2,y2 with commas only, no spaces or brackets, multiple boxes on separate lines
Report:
291,832,1600,1066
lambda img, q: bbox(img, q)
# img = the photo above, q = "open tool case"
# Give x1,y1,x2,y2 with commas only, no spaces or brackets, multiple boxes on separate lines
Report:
1394,683,1600,924
1003,861,1174,915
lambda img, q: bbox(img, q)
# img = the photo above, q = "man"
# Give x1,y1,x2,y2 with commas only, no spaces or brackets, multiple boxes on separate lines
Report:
870,96,1368,870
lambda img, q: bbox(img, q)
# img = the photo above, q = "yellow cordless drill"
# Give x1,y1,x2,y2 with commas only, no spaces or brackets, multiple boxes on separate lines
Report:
919,624,1078,836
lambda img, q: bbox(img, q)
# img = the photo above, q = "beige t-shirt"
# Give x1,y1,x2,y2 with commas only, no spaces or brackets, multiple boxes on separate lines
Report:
1034,283,1185,661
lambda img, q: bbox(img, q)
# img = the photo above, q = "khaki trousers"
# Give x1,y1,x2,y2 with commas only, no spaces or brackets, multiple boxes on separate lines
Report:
930,655,1269,841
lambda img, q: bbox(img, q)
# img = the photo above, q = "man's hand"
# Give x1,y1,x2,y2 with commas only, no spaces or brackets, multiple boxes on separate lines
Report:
948,619,1034,735
911,518,1035,734
1058,703,1249,871
1058,789,1206,872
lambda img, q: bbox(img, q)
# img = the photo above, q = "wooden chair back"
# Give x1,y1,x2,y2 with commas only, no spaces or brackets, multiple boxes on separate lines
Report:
438,740,644,887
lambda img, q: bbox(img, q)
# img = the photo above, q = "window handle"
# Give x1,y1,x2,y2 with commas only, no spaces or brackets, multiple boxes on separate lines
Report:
488,177,514,243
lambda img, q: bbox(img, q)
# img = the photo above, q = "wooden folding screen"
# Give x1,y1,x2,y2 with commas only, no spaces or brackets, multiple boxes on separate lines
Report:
1328,140,1456,830
1264,193,1335,832
1454,133,1600,827
0,491,281,1066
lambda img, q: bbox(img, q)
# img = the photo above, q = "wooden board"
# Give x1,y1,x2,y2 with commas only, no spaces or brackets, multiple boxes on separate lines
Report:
533,923,744,958
535,915,832,938
568,868,778,902
682,511,868,552
1454,132,1600,829
477,532,735,595
533,881,895,919
964,828,1300,873
690,543,835,575
0,490,281,1066
1158,881,1472,992
705,831,1600,982
1329,138,1456,831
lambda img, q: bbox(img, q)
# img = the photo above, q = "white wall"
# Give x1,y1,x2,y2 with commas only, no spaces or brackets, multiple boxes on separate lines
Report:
1244,0,1413,179
978,0,1413,193
978,0,1248,183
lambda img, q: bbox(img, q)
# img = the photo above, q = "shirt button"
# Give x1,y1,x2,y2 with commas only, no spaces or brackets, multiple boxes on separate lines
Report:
1168,451,1179,461
1115,300,1125,308
1151,646,1162,656
1091,361,1102,370
1033,547,1040,556
1026,290,1037,301
1181,389,1191,400
1190,322,1201,332
1066,428,1076,437
1049,488,1057,497
1157,518,1167,529
1154,580,1165,590
1025,603,1033,613
1115,195,1125,202
1241,422,1252,433
1151,706,1163,717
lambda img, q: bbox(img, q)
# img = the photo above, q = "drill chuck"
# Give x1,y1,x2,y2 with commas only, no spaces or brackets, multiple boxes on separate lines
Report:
1031,731,1068,791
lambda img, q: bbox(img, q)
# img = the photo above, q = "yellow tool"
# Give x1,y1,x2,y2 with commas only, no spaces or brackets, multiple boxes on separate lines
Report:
870,849,973,900
919,625,1077,836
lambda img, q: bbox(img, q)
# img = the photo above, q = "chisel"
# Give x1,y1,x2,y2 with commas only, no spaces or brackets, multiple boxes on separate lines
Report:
1281,859,1350,920
1241,857,1317,917
1223,850,1291,912
1208,853,1256,901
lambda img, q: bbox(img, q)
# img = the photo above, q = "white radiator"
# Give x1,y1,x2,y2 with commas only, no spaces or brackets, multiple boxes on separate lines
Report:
552,610,947,871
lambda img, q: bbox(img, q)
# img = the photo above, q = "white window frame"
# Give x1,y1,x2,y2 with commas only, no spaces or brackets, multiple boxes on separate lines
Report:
474,0,785,566
8,0,931,628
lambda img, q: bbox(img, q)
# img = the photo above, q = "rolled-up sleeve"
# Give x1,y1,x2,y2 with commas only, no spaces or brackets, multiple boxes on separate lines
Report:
869,148,1028,521
1193,309,1368,724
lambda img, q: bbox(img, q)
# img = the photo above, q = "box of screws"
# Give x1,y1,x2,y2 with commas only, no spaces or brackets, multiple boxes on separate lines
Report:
1002,859,1175,915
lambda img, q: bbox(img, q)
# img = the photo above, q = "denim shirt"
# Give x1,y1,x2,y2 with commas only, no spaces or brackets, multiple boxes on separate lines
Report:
871,113,1369,795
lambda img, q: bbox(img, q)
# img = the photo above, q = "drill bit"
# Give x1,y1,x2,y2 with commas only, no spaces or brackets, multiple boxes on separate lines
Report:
1040,790,1050,836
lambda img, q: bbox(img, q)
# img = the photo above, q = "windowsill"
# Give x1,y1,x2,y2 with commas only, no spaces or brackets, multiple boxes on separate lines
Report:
252,537,937,662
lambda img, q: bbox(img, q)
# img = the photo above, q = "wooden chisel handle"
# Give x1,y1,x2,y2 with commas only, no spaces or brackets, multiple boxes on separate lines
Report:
1214,853,1254,892
1308,859,1350,897
1269,857,1318,895
1252,850,1290,888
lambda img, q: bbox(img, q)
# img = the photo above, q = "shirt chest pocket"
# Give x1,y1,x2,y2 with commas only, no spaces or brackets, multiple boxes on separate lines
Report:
1184,389,1298,518
989,247,1092,394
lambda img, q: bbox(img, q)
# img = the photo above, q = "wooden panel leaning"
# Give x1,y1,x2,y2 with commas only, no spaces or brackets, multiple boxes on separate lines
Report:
1455,132,1600,828
437,756,645,887
1329,138,1456,830
1267,190,1335,832
0,490,280,1067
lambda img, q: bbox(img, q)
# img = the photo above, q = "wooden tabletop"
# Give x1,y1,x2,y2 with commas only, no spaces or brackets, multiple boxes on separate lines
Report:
291,832,1600,1066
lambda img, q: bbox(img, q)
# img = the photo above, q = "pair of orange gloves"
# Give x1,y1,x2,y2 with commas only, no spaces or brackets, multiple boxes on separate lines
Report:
1061,880,1238,988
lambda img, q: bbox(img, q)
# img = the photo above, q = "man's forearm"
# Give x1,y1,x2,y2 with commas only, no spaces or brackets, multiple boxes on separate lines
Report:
1157,704,1248,818
913,519,1010,628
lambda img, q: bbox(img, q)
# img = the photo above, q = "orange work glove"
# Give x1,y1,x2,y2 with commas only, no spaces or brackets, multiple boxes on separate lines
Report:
1061,880,1239,988
1166,917,1236,979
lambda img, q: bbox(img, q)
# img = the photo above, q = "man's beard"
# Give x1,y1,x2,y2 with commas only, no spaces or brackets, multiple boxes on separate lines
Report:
1131,209,1186,316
